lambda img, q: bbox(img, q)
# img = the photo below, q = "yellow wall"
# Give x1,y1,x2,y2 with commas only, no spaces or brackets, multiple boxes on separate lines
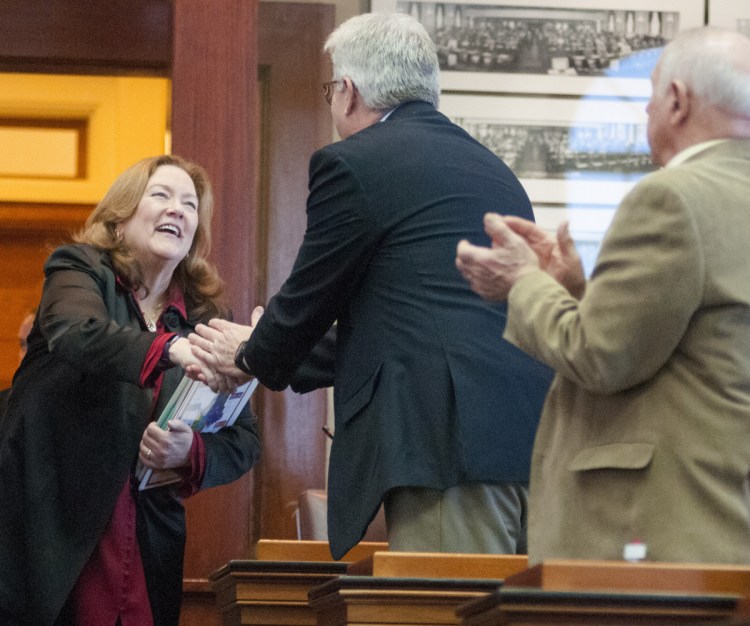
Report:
0,74,169,388
0,73,169,204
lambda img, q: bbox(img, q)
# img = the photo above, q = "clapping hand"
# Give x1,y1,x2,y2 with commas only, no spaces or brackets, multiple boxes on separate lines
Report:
504,216,585,298
456,213,540,301
456,213,585,301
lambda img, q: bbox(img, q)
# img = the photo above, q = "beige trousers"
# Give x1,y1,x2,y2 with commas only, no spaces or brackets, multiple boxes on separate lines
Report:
383,481,528,554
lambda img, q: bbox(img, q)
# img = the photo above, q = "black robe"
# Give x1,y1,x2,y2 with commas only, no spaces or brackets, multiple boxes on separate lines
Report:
0,244,261,626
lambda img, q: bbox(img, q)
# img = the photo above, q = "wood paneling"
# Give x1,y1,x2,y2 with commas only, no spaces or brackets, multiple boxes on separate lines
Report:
170,0,260,599
171,0,258,328
0,203,92,233
0,0,171,75
255,1,335,542
0,202,91,388
174,4,334,621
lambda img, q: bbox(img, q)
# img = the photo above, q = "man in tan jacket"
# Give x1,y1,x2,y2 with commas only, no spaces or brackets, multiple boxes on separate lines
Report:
456,26,750,564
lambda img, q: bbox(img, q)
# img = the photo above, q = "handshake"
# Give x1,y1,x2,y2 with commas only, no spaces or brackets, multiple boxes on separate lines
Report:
181,305,265,393
176,214,585,394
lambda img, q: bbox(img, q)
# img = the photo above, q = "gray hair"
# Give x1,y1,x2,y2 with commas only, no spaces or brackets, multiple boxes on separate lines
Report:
324,12,440,111
656,26,750,118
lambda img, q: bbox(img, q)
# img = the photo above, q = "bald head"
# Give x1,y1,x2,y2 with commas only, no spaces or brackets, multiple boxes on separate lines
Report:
656,27,750,119
647,27,750,165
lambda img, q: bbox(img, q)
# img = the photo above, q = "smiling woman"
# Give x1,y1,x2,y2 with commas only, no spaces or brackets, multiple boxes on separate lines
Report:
119,164,200,319
0,155,261,626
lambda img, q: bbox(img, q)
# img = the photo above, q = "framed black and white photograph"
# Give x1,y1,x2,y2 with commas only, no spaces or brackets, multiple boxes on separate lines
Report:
708,0,750,35
439,92,653,205
372,0,705,96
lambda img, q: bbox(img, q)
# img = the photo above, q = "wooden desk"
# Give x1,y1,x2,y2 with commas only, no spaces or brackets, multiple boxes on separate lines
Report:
503,560,750,595
349,551,528,580
309,575,502,625
457,586,741,625
209,540,387,626
456,560,750,625
309,552,529,625
254,539,387,563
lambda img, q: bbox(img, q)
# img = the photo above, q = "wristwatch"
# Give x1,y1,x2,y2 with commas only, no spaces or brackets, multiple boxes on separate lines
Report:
159,334,180,369
234,340,249,372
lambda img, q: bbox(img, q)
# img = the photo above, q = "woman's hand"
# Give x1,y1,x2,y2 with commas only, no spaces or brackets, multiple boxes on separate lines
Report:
167,337,200,369
139,419,194,469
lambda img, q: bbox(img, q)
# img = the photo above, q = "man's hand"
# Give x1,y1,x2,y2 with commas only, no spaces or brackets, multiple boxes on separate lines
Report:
456,213,540,301
504,216,585,298
187,306,263,393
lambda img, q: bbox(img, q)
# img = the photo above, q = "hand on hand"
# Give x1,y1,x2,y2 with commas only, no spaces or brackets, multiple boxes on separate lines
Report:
186,306,264,393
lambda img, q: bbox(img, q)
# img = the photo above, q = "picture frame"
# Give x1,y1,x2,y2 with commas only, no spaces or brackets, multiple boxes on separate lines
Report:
372,0,705,96
708,0,750,35
439,92,652,205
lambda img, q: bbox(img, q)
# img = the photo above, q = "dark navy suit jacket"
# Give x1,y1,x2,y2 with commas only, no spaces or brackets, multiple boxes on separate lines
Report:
241,101,553,558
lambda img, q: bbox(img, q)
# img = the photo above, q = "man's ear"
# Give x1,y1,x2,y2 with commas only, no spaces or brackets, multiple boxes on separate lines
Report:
668,78,690,126
342,77,357,115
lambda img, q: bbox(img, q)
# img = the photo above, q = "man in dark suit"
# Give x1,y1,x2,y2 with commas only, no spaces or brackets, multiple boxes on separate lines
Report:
190,12,552,560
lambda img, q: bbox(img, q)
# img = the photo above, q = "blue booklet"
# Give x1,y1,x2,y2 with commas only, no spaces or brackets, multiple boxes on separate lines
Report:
136,376,258,490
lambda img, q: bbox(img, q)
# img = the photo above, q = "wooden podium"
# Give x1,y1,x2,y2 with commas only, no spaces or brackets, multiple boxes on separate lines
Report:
209,540,387,626
307,552,529,625
347,551,528,580
456,560,750,625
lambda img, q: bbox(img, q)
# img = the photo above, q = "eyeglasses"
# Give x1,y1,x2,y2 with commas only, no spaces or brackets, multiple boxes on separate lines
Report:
322,80,341,105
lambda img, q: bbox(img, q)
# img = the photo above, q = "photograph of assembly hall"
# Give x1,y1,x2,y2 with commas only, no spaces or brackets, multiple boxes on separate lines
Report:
376,3,690,274
394,2,679,78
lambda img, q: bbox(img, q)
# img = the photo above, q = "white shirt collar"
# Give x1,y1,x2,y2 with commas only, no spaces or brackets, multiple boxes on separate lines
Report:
666,139,728,168
379,108,396,122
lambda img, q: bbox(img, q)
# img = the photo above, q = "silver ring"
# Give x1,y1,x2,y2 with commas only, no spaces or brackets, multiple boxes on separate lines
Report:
146,448,152,460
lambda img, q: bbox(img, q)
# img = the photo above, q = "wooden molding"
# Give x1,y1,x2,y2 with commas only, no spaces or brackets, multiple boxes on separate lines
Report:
0,202,92,233
0,0,171,76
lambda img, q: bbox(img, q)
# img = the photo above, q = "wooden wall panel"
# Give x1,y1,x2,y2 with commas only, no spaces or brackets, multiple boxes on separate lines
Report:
0,204,91,388
0,74,169,204
255,1,335,541
172,3,334,623
0,0,171,75
171,0,258,329
169,4,260,624
0,234,52,387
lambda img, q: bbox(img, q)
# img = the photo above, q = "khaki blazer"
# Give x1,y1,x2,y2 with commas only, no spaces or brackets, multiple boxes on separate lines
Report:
506,140,750,564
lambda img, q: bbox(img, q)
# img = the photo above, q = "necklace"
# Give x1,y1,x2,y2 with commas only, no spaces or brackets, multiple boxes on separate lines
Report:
143,300,165,331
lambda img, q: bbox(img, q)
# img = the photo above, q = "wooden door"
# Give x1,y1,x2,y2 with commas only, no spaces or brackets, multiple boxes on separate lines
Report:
0,204,91,388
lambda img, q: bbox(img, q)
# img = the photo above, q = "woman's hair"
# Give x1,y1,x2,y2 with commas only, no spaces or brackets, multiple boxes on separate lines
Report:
324,12,440,111
74,154,226,321
656,26,750,118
